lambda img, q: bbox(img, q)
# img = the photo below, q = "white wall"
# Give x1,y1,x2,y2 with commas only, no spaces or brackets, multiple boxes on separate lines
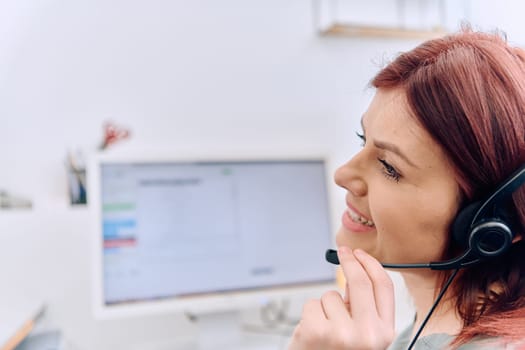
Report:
0,0,522,349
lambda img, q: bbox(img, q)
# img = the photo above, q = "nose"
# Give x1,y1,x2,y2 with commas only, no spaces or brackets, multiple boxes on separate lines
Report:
334,156,367,197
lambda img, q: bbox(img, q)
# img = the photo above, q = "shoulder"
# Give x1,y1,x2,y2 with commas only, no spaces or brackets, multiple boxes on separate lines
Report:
456,338,525,350
387,326,524,350
387,326,450,350
387,327,451,350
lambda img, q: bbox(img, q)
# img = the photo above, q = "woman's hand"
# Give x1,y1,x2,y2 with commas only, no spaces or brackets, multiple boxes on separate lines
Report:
288,247,395,350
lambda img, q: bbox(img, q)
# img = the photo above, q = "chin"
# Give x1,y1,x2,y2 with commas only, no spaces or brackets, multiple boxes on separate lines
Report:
336,237,379,258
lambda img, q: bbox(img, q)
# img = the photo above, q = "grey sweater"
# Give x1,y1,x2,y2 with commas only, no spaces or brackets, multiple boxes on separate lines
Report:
387,325,523,350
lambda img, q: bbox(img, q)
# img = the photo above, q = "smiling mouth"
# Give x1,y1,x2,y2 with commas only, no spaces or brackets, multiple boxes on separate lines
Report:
346,207,375,227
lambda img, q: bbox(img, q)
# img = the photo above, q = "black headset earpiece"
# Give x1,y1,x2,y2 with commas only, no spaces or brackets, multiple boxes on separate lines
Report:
451,201,483,247
450,200,513,257
450,164,525,260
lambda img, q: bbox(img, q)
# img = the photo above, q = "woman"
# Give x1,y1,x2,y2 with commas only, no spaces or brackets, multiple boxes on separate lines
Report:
288,28,525,349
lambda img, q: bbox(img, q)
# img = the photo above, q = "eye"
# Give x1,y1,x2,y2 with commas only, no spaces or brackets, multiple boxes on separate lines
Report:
377,158,401,182
355,131,366,147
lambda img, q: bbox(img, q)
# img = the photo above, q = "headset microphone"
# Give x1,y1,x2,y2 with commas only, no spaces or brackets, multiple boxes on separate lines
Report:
325,248,479,270
325,163,525,270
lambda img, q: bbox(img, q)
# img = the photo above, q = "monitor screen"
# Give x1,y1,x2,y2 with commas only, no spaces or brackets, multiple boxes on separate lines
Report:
91,156,335,317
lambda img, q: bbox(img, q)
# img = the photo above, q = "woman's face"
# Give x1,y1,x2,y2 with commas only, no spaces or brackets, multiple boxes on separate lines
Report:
335,88,462,265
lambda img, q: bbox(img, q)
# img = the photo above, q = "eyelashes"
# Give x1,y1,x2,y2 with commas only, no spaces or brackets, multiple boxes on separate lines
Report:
377,158,401,182
355,130,401,182
355,131,365,147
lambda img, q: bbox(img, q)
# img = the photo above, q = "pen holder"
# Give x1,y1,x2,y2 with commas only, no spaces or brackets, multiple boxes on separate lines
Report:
67,166,87,205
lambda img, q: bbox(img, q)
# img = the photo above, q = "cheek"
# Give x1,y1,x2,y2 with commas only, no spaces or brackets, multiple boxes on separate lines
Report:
373,193,456,259
413,189,460,236
372,201,407,241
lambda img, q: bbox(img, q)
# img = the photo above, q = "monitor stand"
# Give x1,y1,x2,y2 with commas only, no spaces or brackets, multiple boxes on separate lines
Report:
182,309,286,350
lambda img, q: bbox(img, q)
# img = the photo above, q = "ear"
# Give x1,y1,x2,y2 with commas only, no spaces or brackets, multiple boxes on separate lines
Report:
512,235,522,243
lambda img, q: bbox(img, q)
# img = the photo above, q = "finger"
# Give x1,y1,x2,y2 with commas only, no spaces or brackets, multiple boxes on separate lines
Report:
337,246,376,320
302,298,327,320
354,249,395,324
289,300,327,350
320,290,351,324
343,283,351,314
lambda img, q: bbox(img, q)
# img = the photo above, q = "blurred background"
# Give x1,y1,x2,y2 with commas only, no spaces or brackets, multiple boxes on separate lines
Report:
1,0,524,349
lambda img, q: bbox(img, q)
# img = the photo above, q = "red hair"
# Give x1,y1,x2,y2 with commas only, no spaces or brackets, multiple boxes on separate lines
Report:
371,27,525,345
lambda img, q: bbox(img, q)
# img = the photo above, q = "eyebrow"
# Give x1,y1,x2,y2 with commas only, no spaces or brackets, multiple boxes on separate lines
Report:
361,116,418,168
373,140,418,168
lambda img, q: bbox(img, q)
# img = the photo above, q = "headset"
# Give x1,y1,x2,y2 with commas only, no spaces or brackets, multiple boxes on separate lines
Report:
324,163,525,350
325,163,525,269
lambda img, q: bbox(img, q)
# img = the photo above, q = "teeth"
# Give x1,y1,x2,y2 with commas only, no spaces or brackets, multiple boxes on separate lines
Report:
346,208,374,227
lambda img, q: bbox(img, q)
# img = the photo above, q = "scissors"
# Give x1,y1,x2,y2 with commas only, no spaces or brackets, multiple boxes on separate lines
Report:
100,122,130,150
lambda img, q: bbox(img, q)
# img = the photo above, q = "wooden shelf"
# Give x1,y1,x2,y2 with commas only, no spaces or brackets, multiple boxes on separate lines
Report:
320,23,448,40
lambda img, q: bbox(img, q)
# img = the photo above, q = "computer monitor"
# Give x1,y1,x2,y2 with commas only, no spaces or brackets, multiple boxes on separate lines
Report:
89,153,336,346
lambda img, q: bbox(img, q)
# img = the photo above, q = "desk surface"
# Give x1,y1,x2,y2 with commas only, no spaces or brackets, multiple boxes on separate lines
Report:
128,331,290,350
